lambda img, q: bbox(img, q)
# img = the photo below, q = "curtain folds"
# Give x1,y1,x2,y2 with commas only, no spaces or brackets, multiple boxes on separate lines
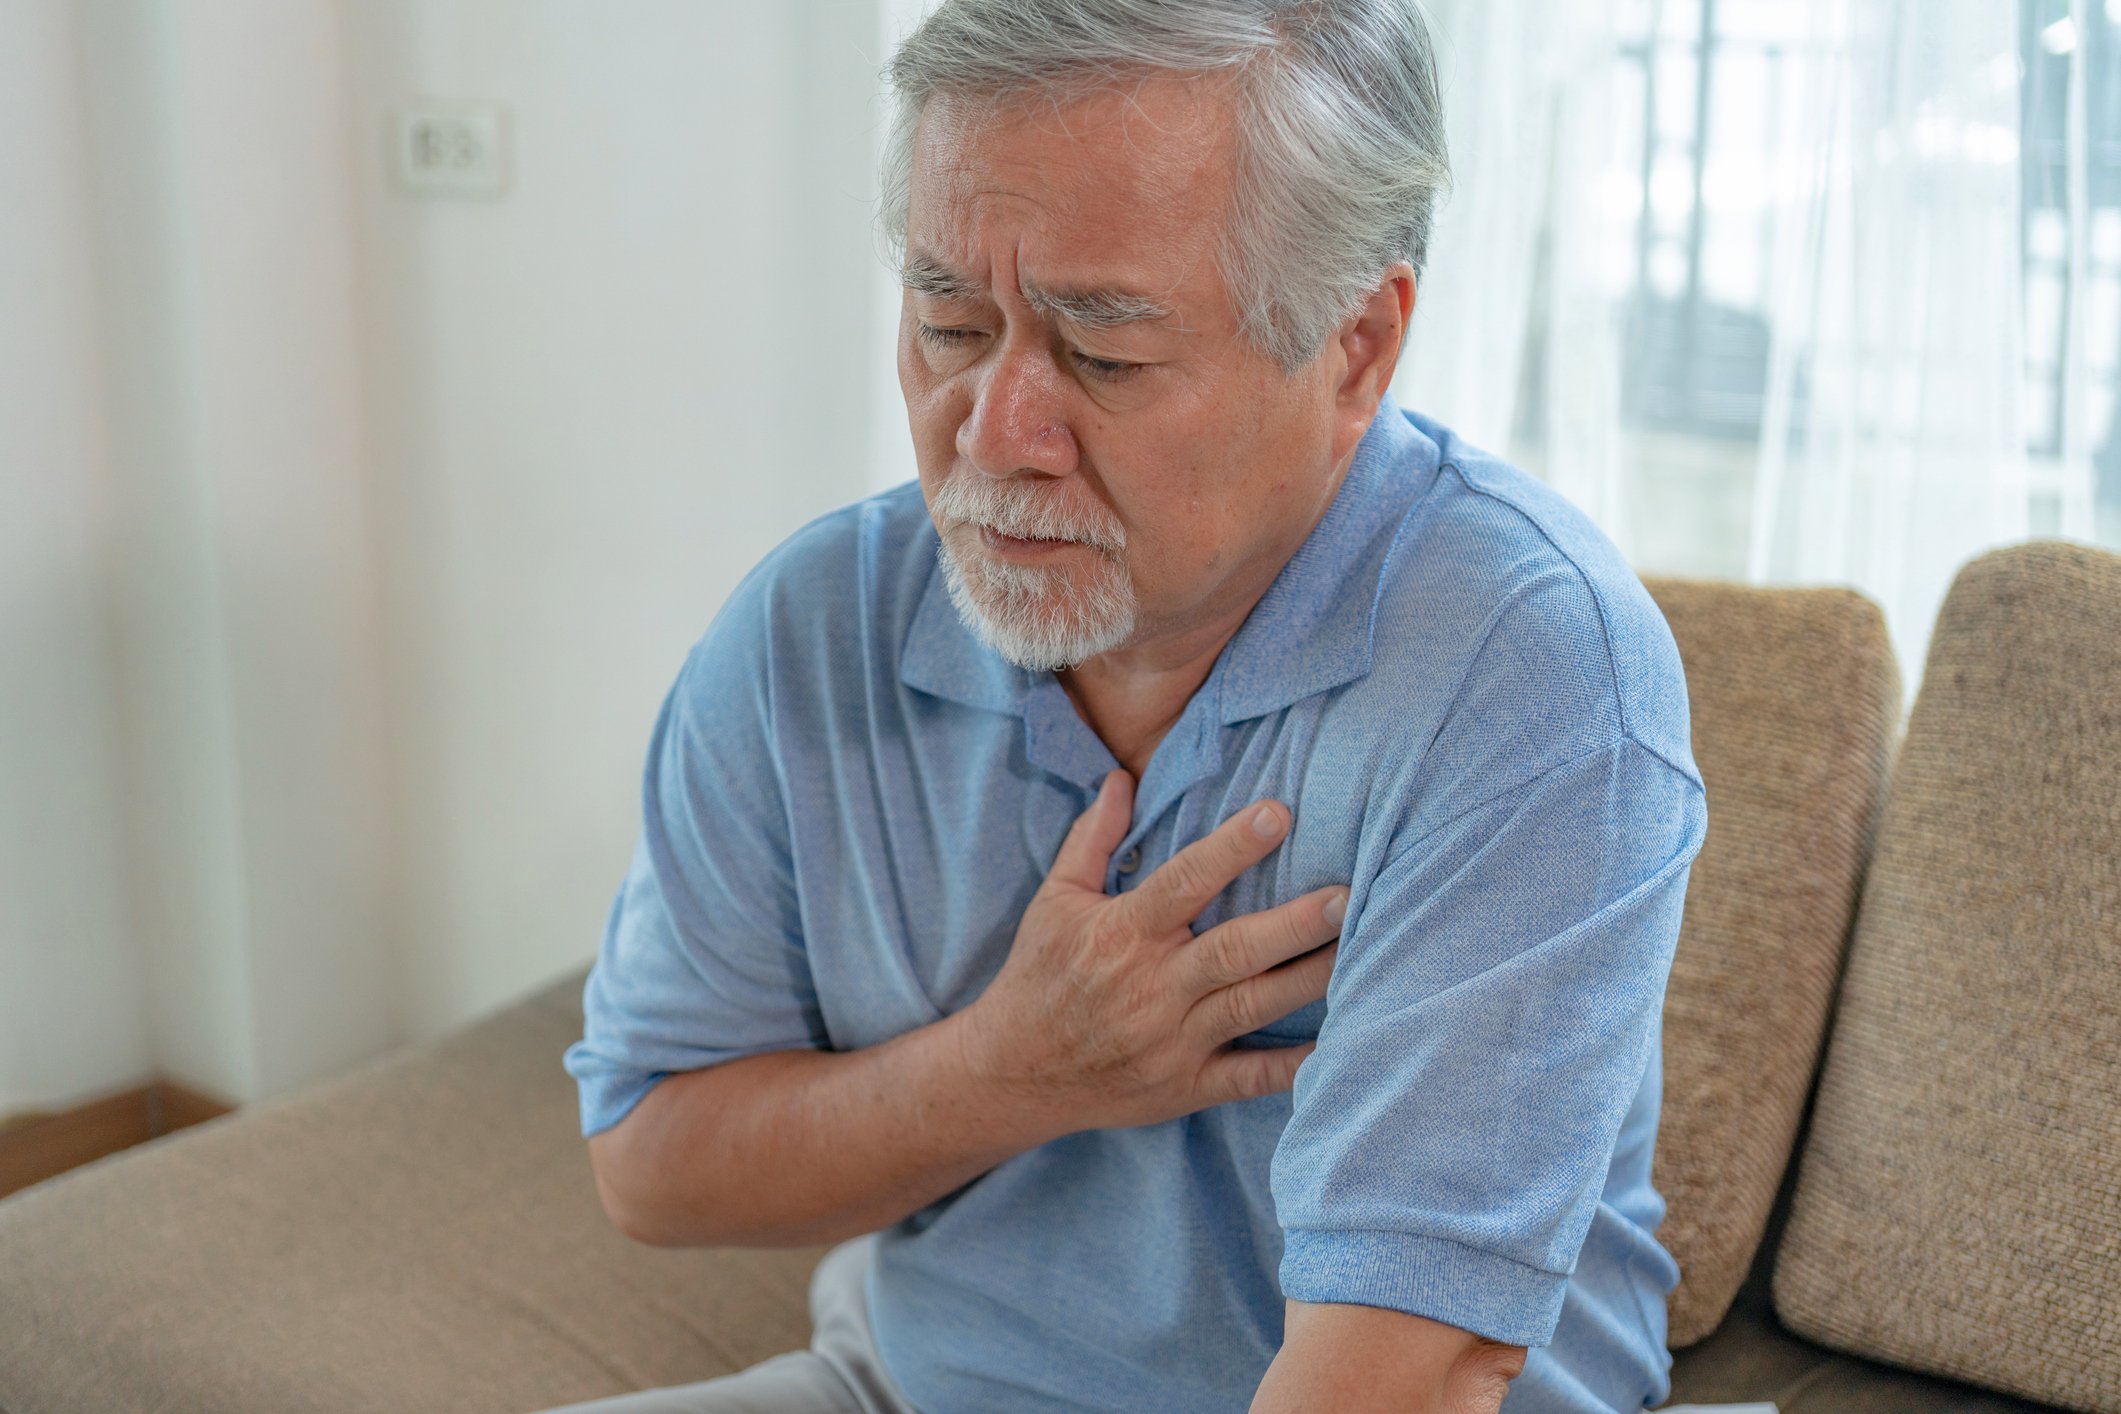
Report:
1395,0,2119,713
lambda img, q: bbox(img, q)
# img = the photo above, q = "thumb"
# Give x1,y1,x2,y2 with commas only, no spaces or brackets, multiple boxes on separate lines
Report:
1044,769,1134,894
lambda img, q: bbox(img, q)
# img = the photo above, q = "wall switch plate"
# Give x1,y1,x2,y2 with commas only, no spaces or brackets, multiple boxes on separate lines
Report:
393,104,507,197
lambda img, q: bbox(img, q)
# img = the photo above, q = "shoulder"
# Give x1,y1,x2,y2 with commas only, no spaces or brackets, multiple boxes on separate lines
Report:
663,482,936,742
1362,411,1701,794
710,480,933,631
679,481,935,677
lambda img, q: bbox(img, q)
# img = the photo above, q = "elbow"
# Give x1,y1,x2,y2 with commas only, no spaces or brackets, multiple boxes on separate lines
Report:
584,1131,794,1249
591,1165,665,1247
587,1125,685,1247
1446,1339,1528,1413
593,1162,727,1248
581,1075,853,1249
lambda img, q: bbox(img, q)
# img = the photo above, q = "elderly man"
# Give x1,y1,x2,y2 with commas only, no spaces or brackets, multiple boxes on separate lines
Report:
551,2,1706,1412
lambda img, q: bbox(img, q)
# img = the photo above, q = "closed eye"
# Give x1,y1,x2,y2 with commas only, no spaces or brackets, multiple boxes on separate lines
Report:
915,323,979,349
1070,351,1142,382
915,323,1144,384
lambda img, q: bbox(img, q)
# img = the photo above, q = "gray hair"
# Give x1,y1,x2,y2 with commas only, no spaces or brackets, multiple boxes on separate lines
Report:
878,0,1451,374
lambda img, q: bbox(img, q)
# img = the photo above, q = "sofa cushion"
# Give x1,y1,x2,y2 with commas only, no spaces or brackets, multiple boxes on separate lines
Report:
1667,1128,2074,1414
1771,539,2121,1412
0,964,829,1414
1639,576,1901,1347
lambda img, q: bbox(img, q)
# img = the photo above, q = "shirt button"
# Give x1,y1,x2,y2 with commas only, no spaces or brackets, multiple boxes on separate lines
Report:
1116,846,1142,874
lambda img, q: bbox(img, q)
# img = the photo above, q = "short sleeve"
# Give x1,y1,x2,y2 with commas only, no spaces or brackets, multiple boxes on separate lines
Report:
1270,733,1706,1348
561,582,825,1139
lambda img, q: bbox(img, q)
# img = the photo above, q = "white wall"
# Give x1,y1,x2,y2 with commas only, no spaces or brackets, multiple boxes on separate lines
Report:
344,0,885,1043
73,0,397,1109
0,0,887,1116
0,0,151,1116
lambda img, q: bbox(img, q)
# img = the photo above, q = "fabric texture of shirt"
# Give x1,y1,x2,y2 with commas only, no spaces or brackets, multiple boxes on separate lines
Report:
563,394,1708,1414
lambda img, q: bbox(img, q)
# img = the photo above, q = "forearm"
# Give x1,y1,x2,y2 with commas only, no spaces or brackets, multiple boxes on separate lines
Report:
594,1007,1070,1248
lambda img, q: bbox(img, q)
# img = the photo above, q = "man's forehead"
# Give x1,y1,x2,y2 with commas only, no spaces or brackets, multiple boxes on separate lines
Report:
900,80,1236,332
900,249,1183,329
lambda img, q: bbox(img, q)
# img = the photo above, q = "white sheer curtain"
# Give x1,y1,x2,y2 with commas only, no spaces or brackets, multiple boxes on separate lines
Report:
1397,0,2121,713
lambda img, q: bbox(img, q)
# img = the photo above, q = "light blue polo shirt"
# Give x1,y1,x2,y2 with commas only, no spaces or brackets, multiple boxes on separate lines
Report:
564,393,1707,1414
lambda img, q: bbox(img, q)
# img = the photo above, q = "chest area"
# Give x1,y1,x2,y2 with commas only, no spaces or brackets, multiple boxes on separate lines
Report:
783,709,1381,1053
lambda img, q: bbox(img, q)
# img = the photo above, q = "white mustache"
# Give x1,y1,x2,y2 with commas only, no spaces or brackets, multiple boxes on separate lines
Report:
931,473,1126,555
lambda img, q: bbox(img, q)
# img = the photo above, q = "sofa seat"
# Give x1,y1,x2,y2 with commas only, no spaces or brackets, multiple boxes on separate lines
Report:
0,966,828,1414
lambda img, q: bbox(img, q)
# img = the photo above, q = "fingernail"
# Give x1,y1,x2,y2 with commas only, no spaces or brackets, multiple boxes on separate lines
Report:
1251,804,1283,839
1322,891,1347,927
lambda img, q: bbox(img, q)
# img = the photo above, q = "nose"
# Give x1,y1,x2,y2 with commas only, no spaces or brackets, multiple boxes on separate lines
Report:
956,335,1079,479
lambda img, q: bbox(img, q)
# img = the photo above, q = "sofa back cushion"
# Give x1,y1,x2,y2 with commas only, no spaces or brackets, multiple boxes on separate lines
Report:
1771,539,2121,1412
1639,575,1901,1348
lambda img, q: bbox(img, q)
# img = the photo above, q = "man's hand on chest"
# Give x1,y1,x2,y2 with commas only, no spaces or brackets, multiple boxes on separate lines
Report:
957,766,1348,1132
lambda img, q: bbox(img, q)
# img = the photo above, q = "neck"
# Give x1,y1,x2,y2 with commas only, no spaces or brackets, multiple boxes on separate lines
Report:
1055,440,1364,779
1055,602,1254,779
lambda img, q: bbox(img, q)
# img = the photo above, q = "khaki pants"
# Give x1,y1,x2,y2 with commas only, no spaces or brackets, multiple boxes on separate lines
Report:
531,1234,921,1414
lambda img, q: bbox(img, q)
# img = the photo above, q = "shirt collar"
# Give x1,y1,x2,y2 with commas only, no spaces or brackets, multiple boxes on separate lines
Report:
898,392,1441,724
898,546,1036,715
1214,392,1439,721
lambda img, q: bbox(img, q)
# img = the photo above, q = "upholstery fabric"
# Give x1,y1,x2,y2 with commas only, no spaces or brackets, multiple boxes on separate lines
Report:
1772,539,2121,1413
0,966,828,1414
1668,1131,2074,1414
1639,576,1901,1346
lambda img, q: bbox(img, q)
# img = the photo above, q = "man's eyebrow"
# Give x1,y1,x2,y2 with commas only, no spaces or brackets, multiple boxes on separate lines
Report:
1022,279,1177,330
900,253,1180,330
901,254,986,304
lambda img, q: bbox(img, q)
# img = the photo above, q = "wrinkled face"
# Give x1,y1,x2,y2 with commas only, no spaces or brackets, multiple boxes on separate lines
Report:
898,72,1348,671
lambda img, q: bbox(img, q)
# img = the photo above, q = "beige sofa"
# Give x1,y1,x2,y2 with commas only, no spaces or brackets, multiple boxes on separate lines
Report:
2,539,2115,1414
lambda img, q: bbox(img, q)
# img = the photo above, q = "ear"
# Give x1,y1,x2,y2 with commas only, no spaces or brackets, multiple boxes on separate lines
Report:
1327,262,1416,468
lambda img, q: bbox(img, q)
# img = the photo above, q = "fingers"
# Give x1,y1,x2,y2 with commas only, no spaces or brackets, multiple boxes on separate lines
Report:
1206,1038,1317,1105
1123,798,1290,933
1043,769,1134,894
1197,940,1337,1045
1180,885,1347,995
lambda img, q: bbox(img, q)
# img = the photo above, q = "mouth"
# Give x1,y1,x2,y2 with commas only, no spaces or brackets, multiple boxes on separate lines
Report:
977,525,1090,557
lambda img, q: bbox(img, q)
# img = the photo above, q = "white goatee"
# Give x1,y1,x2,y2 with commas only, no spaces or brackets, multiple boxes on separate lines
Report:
929,473,1138,671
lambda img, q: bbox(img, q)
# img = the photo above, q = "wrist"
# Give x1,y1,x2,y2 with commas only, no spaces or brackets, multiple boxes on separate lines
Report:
943,1000,1082,1149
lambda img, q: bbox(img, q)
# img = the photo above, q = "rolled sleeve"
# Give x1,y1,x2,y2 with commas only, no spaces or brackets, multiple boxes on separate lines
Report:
1270,734,1706,1348
562,575,825,1139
